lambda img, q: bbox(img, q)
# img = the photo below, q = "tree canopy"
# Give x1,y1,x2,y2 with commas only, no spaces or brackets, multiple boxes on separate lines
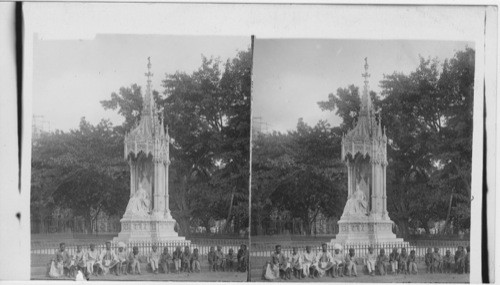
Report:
32,48,251,236
100,49,252,235
317,47,474,236
31,118,129,232
251,119,346,235
252,47,473,237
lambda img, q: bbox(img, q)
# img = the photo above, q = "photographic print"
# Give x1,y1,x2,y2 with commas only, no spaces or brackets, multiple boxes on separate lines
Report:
30,34,251,281
250,39,474,283
7,3,491,282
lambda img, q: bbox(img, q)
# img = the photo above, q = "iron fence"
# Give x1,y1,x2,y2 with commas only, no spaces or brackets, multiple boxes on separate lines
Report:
249,241,469,262
31,240,248,261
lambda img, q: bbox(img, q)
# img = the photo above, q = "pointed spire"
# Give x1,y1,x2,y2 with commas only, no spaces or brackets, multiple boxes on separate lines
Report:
360,57,373,116
143,57,154,116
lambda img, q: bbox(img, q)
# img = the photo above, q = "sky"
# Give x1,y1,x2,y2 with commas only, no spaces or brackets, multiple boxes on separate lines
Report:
32,34,251,131
252,39,473,133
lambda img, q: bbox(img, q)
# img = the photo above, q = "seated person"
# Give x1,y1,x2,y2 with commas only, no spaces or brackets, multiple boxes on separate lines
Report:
172,246,182,273
283,256,293,279
48,242,72,278
301,246,316,278
85,244,99,276
149,245,161,274
290,247,303,279
160,247,172,274
316,243,334,278
128,246,141,275
408,250,418,274
181,246,191,273
364,246,377,276
455,246,466,274
398,248,409,275
376,249,389,276
70,245,86,277
191,248,201,273
215,246,224,272
97,241,119,276
225,248,236,272
116,242,128,275
345,248,357,277
389,248,399,275
425,248,433,273
432,247,443,273
207,246,216,272
237,244,248,272
442,250,453,273
332,245,344,278
263,245,287,280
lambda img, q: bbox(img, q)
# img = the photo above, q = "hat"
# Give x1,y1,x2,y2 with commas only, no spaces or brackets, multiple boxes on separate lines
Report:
118,242,126,248
333,244,342,250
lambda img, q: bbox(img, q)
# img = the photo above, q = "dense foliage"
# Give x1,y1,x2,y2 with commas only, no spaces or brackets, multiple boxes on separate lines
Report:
253,47,474,237
251,119,346,235
31,49,251,235
31,118,129,232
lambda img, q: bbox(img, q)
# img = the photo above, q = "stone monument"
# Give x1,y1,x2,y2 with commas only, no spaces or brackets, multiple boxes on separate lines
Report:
331,58,405,245
114,58,187,243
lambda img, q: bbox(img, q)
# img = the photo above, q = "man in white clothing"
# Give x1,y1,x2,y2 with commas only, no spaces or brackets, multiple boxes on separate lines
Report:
301,246,317,278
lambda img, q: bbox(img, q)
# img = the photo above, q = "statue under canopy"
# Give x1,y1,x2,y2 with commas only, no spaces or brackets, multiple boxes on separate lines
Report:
331,58,405,245
114,57,187,243
124,183,151,217
342,178,369,218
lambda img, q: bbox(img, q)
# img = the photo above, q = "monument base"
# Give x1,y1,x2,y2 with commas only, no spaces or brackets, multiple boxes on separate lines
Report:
331,216,406,245
113,214,188,243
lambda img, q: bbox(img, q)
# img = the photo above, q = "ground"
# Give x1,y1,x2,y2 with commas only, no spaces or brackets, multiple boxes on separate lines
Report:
250,257,469,283
32,253,247,282
35,271,248,282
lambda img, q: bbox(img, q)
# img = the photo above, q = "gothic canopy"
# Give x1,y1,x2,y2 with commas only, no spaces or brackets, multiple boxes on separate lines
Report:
341,58,387,166
124,57,170,164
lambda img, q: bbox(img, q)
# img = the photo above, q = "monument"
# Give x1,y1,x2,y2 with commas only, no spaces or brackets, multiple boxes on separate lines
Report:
114,58,187,243
331,58,405,245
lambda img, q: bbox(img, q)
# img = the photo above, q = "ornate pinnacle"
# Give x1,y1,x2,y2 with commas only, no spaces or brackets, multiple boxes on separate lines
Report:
360,57,372,115
362,57,370,86
142,57,155,116
146,56,153,84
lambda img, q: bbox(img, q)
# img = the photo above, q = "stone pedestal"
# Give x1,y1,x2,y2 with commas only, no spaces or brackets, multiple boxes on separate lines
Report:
113,216,187,243
331,216,405,245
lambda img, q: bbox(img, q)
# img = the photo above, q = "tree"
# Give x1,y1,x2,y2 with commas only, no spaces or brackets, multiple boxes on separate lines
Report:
318,85,378,133
31,118,129,233
317,48,474,236
161,51,251,235
101,49,252,235
251,119,346,235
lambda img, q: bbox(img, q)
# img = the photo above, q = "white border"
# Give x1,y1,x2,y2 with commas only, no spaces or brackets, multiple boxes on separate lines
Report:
2,2,493,283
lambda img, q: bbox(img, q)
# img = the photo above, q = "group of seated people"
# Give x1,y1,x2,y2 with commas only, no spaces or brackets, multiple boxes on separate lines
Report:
262,243,470,280
47,241,248,279
424,246,470,274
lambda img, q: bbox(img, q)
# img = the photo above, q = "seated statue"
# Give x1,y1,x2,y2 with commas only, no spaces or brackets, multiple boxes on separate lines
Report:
342,179,368,218
124,183,151,217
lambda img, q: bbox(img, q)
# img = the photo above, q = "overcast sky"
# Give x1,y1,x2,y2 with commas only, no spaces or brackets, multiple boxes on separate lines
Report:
252,39,472,133
32,34,250,131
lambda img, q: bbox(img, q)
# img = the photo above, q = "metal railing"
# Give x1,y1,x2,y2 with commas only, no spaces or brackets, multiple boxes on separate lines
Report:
249,241,469,262
32,240,248,260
